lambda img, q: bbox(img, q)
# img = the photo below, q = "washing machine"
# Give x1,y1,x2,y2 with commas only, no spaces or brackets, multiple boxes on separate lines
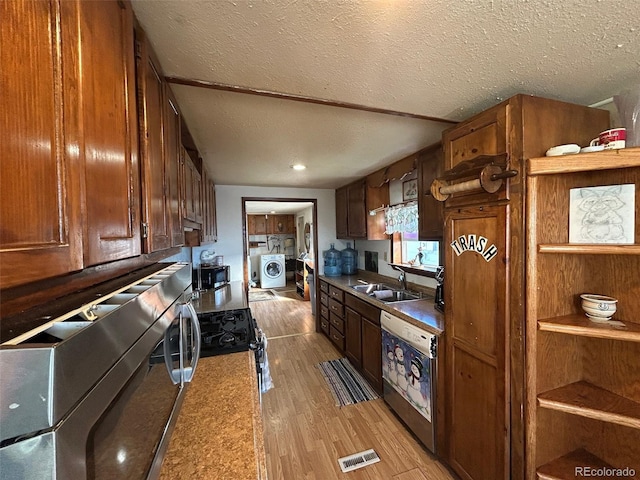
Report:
260,254,286,288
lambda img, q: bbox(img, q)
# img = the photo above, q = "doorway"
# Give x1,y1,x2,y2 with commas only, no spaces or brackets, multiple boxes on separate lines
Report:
242,197,318,300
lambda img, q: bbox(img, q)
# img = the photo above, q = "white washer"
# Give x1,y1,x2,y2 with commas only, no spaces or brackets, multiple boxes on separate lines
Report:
260,254,286,288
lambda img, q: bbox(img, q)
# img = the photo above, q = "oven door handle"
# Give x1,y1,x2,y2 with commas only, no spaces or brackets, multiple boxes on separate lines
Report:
181,301,201,383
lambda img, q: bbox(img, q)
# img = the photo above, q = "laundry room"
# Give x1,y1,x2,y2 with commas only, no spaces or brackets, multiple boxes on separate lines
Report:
248,231,296,288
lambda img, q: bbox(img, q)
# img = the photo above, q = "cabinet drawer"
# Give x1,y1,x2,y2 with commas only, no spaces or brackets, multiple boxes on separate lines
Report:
328,285,344,302
329,325,345,351
320,291,329,307
320,316,330,336
320,304,329,319
329,298,344,318
329,312,344,334
345,293,380,325
320,280,329,294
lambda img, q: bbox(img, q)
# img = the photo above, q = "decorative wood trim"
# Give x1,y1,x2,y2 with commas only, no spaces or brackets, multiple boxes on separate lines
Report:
165,76,458,124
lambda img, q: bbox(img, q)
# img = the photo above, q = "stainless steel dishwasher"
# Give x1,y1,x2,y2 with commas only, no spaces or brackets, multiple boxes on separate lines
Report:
380,310,437,453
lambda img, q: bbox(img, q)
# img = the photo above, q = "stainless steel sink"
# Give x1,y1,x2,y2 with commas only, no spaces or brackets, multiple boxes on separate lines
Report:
350,283,422,303
350,283,397,294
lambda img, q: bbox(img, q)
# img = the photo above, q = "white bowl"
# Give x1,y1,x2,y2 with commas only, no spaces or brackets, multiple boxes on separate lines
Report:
580,294,617,320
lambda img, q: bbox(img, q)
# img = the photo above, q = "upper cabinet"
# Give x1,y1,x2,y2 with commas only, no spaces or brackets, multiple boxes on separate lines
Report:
202,168,217,243
247,215,294,235
0,0,84,289
182,149,203,225
80,0,141,266
135,25,184,252
336,180,369,239
418,144,444,240
1,0,141,289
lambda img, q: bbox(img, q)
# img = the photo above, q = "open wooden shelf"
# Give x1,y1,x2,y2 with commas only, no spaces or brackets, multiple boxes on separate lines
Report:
538,315,640,343
538,381,640,429
528,147,640,176
537,448,613,480
538,244,640,255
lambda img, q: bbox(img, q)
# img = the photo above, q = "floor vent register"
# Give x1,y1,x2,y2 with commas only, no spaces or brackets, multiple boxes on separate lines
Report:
338,449,381,473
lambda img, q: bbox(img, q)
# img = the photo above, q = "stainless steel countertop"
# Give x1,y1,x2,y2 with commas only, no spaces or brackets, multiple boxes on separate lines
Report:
191,281,248,314
319,272,444,335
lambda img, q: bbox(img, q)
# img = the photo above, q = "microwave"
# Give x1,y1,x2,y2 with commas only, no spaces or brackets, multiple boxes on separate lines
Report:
195,265,230,290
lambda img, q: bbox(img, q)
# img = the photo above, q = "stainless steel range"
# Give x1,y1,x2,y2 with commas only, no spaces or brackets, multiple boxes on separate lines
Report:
0,262,201,480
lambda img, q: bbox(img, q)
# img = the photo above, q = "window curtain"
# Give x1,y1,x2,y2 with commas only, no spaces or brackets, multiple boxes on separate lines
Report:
384,203,418,234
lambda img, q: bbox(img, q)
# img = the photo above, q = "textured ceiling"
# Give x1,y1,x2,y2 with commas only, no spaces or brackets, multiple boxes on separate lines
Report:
131,0,640,189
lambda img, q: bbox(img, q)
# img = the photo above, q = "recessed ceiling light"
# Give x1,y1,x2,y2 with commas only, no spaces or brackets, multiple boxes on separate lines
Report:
291,164,306,171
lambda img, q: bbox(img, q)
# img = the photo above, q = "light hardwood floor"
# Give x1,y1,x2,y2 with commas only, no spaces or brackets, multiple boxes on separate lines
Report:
250,294,457,480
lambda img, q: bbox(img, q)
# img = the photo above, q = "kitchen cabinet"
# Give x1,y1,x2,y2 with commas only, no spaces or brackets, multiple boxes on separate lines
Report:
335,180,367,239
202,169,217,243
418,144,444,240
525,150,640,478
439,94,611,480
136,25,184,252
81,0,141,266
295,259,310,301
328,286,345,351
182,148,203,225
248,215,268,236
319,280,330,336
1,0,84,289
345,293,382,394
0,0,141,289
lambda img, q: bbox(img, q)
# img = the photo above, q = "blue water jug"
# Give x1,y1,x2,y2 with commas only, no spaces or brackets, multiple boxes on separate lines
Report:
323,243,342,277
341,242,357,275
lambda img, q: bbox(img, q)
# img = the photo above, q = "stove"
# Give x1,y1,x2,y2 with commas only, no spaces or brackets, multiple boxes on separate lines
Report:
199,308,257,356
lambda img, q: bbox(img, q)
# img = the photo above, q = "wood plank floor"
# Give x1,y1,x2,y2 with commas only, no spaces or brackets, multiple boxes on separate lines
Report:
250,294,457,480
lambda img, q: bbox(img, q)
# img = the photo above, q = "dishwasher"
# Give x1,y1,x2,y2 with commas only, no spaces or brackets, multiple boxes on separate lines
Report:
380,310,437,454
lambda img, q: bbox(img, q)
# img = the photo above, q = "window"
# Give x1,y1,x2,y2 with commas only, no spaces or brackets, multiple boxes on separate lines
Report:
401,233,440,268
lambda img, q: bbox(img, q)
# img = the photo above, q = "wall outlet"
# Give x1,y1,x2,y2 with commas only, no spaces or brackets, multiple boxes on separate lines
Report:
383,252,388,261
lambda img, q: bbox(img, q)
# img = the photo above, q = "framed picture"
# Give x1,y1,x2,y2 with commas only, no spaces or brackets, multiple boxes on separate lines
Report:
569,184,635,244
403,179,418,201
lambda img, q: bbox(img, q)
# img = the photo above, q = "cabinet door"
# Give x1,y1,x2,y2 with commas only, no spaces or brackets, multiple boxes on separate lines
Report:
164,89,184,247
445,205,508,480
202,171,216,243
418,145,444,240
183,153,201,223
80,0,141,265
361,318,382,394
136,29,170,253
345,307,362,369
335,186,348,239
0,0,84,288
253,215,268,235
347,180,367,238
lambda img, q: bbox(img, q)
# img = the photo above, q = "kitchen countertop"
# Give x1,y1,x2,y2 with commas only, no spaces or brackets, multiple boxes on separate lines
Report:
320,271,445,335
159,352,266,480
192,281,248,314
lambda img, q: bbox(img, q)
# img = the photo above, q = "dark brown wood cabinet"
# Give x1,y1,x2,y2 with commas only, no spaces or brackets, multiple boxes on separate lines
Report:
136,25,180,253
248,215,268,236
202,169,217,243
335,180,367,239
418,144,444,240
345,307,362,368
0,0,84,289
182,149,203,225
440,94,611,480
1,0,142,288
80,0,141,266
361,316,382,394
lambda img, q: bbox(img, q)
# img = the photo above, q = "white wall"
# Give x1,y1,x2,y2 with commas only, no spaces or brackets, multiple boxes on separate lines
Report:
207,185,336,281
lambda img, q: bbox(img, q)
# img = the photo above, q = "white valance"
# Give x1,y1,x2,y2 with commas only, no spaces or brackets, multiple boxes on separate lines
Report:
384,203,418,234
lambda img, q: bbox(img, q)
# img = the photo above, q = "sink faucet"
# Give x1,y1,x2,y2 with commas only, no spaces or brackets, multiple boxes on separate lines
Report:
393,265,407,290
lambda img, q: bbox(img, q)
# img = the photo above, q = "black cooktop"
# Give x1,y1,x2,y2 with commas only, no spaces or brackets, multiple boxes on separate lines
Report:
198,308,256,356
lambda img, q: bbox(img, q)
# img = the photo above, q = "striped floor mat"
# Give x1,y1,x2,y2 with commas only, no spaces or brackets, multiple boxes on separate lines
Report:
317,358,379,407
